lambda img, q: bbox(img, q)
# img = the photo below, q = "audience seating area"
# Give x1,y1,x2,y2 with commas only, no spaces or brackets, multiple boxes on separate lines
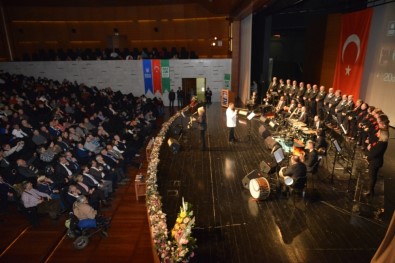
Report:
19,47,199,61
0,72,165,225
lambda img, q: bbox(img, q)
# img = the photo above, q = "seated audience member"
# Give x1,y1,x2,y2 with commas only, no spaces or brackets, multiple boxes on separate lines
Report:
16,158,40,182
74,174,108,210
2,142,25,162
0,175,17,213
72,195,110,228
31,129,48,146
21,181,62,220
89,160,114,192
84,134,103,154
65,184,81,211
81,165,111,198
54,156,74,185
36,175,64,209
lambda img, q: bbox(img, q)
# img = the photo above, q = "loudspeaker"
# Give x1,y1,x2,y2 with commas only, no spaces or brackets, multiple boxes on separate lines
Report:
264,136,279,151
167,138,180,154
242,169,262,189
259,125,271,139
260,160,277,174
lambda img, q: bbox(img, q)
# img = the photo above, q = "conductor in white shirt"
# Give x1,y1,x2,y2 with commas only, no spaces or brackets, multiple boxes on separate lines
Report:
226,103,238,144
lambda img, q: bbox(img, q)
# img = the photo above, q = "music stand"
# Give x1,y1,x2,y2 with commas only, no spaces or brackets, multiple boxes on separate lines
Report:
273,147,285,164
330,139,342,183
340,124,347,135
246,112,256,142
272,146,285,187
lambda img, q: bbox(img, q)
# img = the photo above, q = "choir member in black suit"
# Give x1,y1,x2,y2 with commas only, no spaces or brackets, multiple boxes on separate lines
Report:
364,115,389,197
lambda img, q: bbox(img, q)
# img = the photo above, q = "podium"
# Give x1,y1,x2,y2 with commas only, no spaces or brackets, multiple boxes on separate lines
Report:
221,89,234,107
135,173,146,200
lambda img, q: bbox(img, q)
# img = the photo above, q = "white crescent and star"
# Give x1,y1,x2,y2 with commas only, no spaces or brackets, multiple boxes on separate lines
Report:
341,34,361,76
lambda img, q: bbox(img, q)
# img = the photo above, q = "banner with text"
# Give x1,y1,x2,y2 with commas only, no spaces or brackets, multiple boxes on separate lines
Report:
161,59,170,93
224,73,231,89
143,60,153,94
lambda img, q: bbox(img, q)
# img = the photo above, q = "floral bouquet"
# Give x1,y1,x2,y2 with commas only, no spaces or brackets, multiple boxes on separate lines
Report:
170,197,197,262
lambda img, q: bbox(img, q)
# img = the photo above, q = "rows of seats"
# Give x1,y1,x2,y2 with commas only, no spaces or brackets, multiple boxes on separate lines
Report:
0,72,165,225
19,47,199,61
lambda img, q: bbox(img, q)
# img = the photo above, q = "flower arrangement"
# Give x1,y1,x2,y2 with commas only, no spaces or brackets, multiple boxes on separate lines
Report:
146,107,197,262
170,197,197,262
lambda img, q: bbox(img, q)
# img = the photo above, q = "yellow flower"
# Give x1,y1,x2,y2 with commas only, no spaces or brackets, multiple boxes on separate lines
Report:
176,217,183,224
180,211,187,218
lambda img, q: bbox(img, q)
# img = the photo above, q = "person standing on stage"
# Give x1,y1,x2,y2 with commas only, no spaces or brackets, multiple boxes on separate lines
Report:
226,103,238,144
364,115,389,197
196,107,207,151
176,87,184,108
205,87,213,104
168,89,175,109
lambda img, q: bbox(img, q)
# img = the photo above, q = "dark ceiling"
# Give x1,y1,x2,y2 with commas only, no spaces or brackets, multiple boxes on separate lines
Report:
1,0,269,18
1,0,372,18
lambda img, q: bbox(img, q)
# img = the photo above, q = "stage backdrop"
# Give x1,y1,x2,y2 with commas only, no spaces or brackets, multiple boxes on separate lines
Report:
0,59,231,106
360,1,395,124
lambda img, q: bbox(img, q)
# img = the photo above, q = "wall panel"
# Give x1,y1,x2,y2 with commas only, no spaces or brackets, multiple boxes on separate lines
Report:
319,14,341,87
0,59,231,105
4,4,230,60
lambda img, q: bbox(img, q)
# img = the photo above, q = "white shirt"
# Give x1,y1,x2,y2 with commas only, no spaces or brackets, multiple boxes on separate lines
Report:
226,107,237,128
12,129,28,138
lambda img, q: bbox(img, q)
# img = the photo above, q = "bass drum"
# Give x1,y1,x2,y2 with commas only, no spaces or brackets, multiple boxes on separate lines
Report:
249,177,270,200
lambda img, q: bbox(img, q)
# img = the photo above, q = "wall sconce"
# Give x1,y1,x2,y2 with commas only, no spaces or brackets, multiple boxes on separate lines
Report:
211,37,222,47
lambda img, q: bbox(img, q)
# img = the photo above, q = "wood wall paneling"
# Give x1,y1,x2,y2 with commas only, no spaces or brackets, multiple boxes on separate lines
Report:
5,4,230,59
320,13,341,88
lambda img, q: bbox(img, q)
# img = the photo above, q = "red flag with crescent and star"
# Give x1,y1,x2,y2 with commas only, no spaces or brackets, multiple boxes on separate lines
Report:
333,8,372,100
152,59,162,94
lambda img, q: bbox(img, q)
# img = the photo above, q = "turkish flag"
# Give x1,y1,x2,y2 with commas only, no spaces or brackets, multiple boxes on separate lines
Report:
333,8,372,100
152,59,162,94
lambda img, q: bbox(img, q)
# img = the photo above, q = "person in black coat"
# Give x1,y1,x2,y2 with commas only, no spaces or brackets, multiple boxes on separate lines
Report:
315,130,328,155
303,140,319,172
168,89,176,109
279,155,307,190
364,123,389,197
195,107,207,151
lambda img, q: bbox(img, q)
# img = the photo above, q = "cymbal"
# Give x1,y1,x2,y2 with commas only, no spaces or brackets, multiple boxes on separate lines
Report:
303,130,316,134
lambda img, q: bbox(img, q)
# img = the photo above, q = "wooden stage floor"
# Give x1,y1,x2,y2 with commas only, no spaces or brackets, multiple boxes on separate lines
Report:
158,103,394,263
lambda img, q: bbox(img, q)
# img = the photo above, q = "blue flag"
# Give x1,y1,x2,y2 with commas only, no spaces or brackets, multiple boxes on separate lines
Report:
143,60,153,94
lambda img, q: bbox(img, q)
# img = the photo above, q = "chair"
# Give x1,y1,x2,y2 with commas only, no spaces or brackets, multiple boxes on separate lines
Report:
317,147,328,169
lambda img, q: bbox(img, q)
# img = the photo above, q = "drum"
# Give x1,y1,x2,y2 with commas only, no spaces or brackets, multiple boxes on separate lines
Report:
249,177,270,200
279,166,286,177
284,176,294,186
293,121,307,128
279,167,293,186
302,129,316,141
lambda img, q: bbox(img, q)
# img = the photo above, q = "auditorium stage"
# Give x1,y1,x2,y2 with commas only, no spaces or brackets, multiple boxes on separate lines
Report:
157,103,393,263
